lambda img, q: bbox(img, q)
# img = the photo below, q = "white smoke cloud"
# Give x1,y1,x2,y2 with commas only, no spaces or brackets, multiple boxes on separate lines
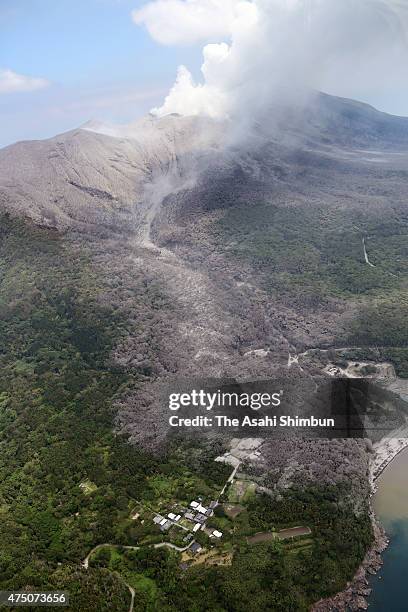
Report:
0,69,49,94
134,0,408,119
132,0,255,45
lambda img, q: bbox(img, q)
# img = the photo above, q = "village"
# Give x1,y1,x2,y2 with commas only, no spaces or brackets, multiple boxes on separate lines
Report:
82,454,313,612
152,497,223,556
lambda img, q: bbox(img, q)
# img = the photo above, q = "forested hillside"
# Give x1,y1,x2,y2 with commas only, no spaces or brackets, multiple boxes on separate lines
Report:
0,213,373,611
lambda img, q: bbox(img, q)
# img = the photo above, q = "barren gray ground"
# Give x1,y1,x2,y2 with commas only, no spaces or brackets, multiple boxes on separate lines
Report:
1,91,408,497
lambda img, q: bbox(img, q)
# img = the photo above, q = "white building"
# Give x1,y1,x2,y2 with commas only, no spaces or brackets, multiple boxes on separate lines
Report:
153,515,164,525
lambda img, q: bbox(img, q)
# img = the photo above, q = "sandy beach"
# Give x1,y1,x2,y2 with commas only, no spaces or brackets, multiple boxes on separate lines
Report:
370,430,408,490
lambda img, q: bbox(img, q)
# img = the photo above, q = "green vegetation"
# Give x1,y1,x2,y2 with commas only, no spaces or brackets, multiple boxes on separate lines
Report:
48,566,130,611
213,202,408,305
214,201,408,376
347,296,408,376
0,214,228,606
349,297,408,348
90,546,179,611
91,485,372,612
144,462,225,510
228,479,256,503
0,214,158,603
0,213,373,609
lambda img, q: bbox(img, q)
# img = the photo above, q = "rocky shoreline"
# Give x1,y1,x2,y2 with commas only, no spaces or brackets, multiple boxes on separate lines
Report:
311,438,405,612
312,517,389,611
311,352,408,611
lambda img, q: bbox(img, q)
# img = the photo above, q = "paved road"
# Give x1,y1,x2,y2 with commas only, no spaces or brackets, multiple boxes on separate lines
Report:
82,540,194,612
82,463,237,610
83,540,193,569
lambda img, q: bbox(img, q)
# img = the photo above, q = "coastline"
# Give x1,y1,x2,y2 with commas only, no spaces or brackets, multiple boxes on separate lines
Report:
370,433,408,492
312,517,389,612
312,434,408,612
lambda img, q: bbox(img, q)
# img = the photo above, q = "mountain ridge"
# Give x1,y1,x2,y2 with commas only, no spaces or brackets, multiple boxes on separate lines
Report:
1,91,408,235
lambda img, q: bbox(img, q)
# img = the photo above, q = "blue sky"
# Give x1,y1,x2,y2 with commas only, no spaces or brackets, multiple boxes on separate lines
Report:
0,0,202,147
1,0,408,148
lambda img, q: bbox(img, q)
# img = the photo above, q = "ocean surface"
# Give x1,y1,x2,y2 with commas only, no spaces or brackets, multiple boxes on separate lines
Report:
369,448,408,611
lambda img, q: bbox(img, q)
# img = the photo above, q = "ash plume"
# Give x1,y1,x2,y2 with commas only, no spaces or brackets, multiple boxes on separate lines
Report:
134,0,408,126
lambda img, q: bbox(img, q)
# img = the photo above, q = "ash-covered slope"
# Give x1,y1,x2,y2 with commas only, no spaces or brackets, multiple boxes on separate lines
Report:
307,92,408,149
2,90,408,612
0,114,224,233
1,92,408,457
1,92,408,235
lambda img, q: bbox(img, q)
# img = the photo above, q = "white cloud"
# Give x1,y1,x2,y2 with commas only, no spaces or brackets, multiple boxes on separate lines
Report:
132,0,255,45
134,0,408,121
0,69,50,94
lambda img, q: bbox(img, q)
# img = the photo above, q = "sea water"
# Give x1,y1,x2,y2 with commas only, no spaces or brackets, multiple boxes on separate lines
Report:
369,448,408,611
